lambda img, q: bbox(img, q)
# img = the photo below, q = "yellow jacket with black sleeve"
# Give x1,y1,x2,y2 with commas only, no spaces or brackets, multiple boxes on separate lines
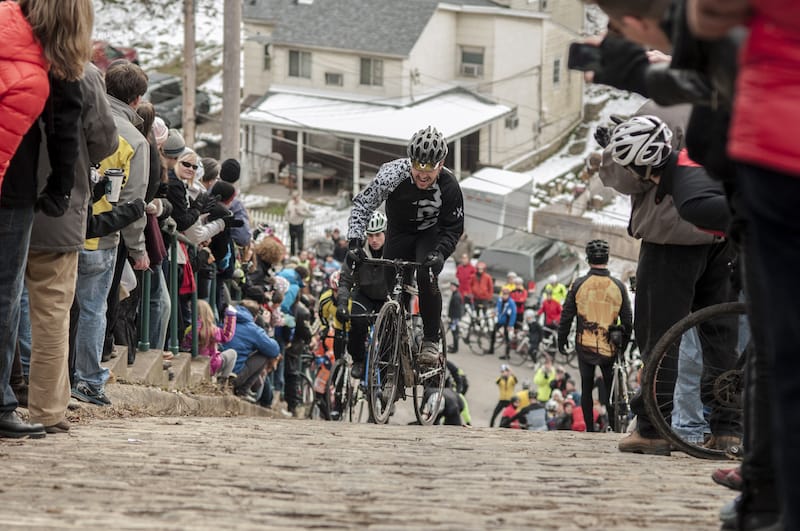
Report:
495,374,518,401
85,95,148,257
318,288,349,331
557,267,633,366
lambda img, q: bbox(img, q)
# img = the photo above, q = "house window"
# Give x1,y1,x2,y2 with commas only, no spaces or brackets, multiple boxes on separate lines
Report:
505,108,519,130
325,72,343,86
263,44,271,71
553,58,561,86
460,46,484,78
360,58,383,86
540,0,548,10
289,50,311,78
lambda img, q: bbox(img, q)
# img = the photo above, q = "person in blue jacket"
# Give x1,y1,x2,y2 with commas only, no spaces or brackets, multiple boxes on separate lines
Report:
485,287,517,358
222,299,281,400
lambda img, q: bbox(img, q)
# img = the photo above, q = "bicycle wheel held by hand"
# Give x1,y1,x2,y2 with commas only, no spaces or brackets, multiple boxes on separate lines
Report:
642,302,747,460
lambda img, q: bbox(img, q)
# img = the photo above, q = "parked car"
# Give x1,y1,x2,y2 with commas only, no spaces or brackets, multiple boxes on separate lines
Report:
92,40,139,71
144,71,211,129
477,230,581,305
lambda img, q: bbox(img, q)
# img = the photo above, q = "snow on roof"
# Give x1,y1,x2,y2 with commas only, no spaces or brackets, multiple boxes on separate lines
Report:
460,167,532,195
241,89,512,144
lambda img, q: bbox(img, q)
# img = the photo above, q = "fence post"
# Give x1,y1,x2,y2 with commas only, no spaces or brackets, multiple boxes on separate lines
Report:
137,268,151,352
191,266,198,358
168,237,180,355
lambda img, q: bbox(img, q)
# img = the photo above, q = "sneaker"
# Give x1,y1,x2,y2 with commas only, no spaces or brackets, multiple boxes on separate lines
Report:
71,382,111,407
44,419,71,434
712,466,743,491
720,496,740,529
417,340,440,370
704,434,741,451
618,430,671,456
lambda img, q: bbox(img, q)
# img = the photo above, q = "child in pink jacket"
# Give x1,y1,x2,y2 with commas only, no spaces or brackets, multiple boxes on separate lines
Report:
183,300,237,380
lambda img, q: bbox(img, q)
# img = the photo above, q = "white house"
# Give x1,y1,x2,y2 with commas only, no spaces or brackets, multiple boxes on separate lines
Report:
240,0,584,194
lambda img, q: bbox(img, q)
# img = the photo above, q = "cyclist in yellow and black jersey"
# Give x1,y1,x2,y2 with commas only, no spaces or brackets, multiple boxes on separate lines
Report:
318,270,348,358
557,240,632,432
336,211,390,379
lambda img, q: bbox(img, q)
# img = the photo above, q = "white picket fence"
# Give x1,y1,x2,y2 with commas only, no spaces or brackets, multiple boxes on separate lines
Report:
249,207,352,248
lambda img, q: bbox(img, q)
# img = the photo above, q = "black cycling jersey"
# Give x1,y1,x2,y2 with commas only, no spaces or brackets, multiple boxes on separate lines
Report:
348,158,464,259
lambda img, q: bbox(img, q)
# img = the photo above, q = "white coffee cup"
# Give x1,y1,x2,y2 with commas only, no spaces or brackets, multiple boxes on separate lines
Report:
105,168,124,203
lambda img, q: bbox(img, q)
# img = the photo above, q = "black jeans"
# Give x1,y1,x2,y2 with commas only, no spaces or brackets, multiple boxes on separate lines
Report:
737,164,800,524
631,240,740,437
489,323,510,356
289,223,304,256
383,228,441,341
490,400,510,428
578,358,613,432
233,352,271,395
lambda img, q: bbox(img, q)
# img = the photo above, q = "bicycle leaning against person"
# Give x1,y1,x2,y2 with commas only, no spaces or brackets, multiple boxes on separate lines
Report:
557,240,633,432
344,125,465,370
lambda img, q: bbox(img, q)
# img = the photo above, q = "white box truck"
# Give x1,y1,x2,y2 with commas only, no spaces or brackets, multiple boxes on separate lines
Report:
459,167,533,249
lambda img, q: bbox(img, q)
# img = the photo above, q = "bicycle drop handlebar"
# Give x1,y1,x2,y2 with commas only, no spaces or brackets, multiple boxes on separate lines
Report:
360,257,422,270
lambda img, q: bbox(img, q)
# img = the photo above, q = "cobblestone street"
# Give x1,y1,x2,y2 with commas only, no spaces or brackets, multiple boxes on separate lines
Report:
1,416,731,530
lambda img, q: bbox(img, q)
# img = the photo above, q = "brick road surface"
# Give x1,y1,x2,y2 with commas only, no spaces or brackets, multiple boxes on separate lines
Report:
1,416,731,530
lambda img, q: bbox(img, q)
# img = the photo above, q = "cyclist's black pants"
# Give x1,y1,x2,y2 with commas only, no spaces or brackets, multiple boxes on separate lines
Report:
631,240,739,438
383,227,442,341
348,293,383,365
578,358,613,432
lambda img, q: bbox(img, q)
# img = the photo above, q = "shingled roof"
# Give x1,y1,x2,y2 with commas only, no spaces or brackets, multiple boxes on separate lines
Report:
243,0,501,57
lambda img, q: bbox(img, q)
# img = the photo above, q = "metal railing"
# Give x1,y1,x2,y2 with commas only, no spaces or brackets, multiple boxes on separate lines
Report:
138,231,217,359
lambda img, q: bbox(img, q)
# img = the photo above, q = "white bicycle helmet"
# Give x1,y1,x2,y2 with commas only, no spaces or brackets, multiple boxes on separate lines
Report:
366,211,387,234
407,126,448,165
328,270,340,290
523,309,536,323
608,115,673,169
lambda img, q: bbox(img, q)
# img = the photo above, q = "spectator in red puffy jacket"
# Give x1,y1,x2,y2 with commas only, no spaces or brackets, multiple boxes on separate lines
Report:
0,1,50,188
0,0,95,440
537,291,562,329
470,261,494,316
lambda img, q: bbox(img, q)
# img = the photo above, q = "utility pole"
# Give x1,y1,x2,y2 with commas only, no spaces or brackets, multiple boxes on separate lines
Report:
182,0,197,146
221,0,242,162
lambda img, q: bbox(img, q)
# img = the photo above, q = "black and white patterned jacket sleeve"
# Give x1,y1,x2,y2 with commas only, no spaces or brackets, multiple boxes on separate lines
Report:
347,158,408,241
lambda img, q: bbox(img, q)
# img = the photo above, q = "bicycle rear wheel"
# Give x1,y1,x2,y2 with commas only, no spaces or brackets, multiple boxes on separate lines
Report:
642,302,747,459
299,373,316,419
325,359,349,422
368,301,402,424
413,321,447,425
610,365,631,433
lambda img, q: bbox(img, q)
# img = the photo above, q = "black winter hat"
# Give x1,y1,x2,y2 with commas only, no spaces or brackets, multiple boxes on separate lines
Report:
220,158,241,183
211,180,236,203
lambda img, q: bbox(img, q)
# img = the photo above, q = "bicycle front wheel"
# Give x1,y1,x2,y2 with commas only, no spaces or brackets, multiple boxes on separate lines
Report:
368,301,402,424
642,302,747,460
413,320,447,425
610,365,631,433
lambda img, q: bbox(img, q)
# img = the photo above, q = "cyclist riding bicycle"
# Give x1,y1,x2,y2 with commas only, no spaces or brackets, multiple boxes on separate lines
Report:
344,125,465,371
336,211,390,379
557,239,633,432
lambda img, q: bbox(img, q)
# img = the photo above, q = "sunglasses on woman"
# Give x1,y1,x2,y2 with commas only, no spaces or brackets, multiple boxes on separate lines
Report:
180,161,199,170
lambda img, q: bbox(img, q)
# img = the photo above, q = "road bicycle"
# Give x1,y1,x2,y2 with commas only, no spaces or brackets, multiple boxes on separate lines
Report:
362,257,447,425
298,349,322,419
642,301,747,459
459,300,499,355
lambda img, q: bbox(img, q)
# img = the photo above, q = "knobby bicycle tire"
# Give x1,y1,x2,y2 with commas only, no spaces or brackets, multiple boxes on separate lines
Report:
642,302,747,460
610,363,631,433
368,301,402,424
